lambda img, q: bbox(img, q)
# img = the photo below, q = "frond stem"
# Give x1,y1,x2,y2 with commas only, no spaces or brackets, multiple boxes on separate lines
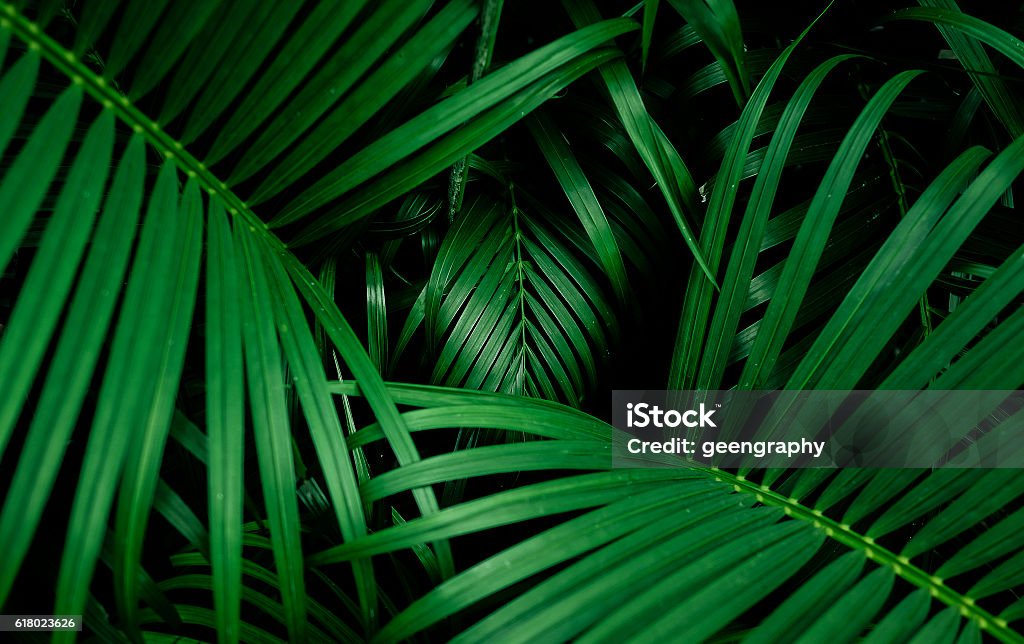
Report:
707,467,1021,643
509,185,528,395
446,0,504,222
0,2,282,253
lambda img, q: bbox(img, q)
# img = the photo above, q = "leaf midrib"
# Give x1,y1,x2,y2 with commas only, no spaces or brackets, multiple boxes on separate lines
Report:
713,467,1021,643
0,2,281,255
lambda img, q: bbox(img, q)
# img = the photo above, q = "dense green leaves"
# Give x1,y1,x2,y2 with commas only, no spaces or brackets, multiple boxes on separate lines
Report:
786,144,997,389
882,240,1024,389
0,131,144,607
746,553,866,644
0,49,36,160
669,11,827,390
914,0,1024,138
179,1,359,135
236,225,308,642
695,54,858,391
665,0,748,104
0,84,80,279
738,69,924,389
262,236,378,630
272,17,637,229
1,1,1023,642
237,0,473,196
113,177,203,634
565,0,712,282
54,162,196,635
529,112,630,304
0,108,111,461
459,499,782,642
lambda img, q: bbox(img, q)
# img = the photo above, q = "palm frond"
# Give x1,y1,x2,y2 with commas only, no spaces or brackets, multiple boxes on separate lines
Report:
426,195,612,403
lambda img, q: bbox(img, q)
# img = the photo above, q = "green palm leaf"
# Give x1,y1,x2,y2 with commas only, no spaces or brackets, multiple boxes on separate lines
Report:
426,195,611,403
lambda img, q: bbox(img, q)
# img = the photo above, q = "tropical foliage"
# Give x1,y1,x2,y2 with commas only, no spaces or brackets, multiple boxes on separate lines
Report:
0,0,1023,641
